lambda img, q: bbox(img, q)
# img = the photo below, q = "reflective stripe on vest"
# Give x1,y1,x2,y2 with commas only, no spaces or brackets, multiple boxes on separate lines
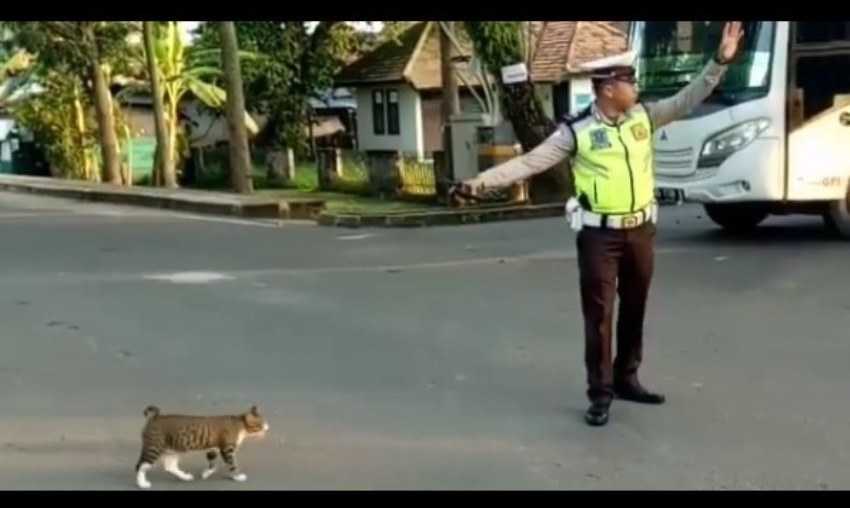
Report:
571,105,654,215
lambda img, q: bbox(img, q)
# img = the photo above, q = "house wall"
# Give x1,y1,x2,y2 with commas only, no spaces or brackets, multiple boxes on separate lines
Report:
420,95,442,156
124,107,155,137
437,79,593,126
0,117,13,174
459,92,489,115
349,78,597,159
355,84,423,158
419,89,493,157
535,79,596,120
569,76,595,113
181,100,234,148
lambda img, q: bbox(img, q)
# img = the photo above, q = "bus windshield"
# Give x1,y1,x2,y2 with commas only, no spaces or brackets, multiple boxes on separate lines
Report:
630,21,776,104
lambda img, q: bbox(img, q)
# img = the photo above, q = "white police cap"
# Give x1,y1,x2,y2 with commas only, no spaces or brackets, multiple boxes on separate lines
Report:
579,50,638,79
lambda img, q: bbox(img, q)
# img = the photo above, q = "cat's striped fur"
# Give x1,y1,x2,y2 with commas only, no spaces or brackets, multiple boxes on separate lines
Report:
135,404,269,489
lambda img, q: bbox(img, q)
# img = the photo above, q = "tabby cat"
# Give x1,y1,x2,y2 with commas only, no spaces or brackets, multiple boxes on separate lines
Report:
134,404,270,489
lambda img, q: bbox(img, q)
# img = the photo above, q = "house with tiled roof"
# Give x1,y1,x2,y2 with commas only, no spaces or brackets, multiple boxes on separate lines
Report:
335,21,627,160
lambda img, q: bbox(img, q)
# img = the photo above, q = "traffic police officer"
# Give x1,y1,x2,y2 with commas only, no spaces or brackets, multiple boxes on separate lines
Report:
463,22,744,426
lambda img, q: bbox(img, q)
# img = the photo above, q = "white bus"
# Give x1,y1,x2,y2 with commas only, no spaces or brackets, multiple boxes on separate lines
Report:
629,21,850,237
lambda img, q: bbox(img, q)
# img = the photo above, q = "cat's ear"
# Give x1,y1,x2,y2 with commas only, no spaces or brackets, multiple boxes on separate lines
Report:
249,405,259,416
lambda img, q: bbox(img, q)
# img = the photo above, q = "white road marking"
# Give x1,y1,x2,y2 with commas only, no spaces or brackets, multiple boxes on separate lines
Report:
338,233,375,241
143,271,236,284
13,245,708,286
83,209,130,217
171,214,288,228
187,247,702,279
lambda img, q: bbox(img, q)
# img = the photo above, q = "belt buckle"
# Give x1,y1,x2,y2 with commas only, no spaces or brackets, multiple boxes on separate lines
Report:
621,214,639,228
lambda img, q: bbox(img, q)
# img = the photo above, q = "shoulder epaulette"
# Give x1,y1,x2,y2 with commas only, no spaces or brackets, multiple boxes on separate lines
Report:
561,105,593,126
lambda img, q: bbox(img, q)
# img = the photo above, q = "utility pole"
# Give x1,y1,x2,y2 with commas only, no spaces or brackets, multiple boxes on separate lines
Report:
439,21,460,193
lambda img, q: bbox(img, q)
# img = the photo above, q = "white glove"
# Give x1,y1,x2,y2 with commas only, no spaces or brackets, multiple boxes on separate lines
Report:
565,197,583,232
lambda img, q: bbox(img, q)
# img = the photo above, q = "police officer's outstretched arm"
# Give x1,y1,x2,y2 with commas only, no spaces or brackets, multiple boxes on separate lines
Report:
462,123,576,192
644,22,744,129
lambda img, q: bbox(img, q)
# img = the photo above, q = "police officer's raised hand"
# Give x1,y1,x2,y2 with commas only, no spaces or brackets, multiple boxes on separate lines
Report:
718,21,744,63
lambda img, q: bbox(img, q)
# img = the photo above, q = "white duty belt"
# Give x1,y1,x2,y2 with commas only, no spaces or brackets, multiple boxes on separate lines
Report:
582,202,658,229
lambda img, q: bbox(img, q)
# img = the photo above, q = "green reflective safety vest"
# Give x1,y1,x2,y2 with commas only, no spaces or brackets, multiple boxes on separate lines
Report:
567,104,655,215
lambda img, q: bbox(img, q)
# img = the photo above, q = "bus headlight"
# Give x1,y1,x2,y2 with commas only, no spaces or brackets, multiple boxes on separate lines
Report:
697,118,770,168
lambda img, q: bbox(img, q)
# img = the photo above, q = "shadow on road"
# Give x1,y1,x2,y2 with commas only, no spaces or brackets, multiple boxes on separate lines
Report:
671,221,845,247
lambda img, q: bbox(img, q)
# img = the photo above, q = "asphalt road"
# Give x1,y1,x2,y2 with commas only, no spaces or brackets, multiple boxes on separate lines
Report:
0,192,846,490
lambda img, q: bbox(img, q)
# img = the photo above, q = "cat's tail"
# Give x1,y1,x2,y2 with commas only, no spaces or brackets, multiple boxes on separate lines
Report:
143,405,161,420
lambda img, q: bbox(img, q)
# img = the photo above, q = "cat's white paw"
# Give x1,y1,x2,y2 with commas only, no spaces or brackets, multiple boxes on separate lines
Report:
178,472,194,482
201,468,216,480
136,463,153,489
230,473,247,482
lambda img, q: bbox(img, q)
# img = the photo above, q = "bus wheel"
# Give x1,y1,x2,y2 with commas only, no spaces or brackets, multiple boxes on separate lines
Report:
704,203,768,233
823,187,850,239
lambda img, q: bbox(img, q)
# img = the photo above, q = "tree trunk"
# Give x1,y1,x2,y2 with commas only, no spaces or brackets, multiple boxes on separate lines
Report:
166,101,180,187
72,82,95,182
84,34,122,185
464,22,571,203
143,21,176,188
438,21,460,195
218,21,253,194
498,82,570,198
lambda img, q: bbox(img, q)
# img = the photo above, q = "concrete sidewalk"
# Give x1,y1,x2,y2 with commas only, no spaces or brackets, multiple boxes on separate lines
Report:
0,175,325,220
0,175,568,228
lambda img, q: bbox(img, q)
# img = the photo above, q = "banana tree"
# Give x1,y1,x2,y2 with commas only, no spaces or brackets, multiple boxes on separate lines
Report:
130,21,259,185
0,49,35,108
2,22,134,185
0,47,101,180
0,49,33,81
142,21,173,187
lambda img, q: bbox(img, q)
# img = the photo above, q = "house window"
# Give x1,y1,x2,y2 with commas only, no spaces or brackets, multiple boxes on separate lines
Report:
796,21,850,44
372,90,385,135
386,89,400,135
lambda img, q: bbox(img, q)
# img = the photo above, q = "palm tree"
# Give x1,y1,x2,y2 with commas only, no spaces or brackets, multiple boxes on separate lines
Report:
142,22,174,187
218,21,253,194
129,21,258,185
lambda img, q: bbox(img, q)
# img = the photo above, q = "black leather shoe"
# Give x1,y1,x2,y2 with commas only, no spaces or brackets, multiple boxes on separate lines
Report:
584,402,610,426
614,385,666,404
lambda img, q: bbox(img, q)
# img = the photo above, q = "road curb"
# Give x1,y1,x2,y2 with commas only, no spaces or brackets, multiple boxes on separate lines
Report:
0,176,325,220
317,203,565,228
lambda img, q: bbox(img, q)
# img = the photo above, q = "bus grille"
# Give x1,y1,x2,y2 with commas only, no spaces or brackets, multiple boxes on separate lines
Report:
654,147,694,176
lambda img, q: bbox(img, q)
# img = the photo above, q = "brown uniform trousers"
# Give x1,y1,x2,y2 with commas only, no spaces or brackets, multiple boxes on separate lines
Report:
576,221,655,404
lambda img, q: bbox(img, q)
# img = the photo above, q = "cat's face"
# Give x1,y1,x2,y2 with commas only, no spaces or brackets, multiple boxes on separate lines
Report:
242,405,270,437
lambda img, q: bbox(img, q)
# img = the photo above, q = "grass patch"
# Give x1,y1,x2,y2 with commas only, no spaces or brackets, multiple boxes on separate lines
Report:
186,150,444,216
257,188,440,215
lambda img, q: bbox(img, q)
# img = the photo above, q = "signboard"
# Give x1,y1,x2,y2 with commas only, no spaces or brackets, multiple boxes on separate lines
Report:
500,63,529,85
